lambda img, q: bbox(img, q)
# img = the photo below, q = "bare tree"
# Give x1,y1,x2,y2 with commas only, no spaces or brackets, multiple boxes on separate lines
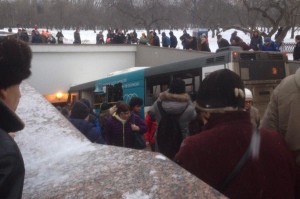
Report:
243,0,300,42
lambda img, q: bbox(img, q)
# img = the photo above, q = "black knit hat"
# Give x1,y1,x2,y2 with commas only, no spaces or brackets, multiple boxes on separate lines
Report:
0,38,32,89
80,98,91,109
196,69,245,111
169,79,185,94
70,101,90,119
129,97,143,108
100,102,111,111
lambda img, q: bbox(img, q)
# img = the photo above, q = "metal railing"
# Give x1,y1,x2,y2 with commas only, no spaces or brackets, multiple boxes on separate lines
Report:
280,42,296,53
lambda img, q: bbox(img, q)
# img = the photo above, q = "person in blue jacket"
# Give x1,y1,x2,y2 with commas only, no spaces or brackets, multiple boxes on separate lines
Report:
261,37,280,52
69,101,105,144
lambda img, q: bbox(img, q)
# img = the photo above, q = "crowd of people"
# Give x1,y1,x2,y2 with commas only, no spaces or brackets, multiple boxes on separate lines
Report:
11,25,300,60
56,70,300,198
1,32,300,198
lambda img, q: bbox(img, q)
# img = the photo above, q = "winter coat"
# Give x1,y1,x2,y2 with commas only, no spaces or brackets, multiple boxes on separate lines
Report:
153,35,160,47
96,34,104,44
0,100,25,199
261,41,280,51
198,38,211,52
20,32,29,42
73,31,81,44
31,34,42,43
103,113,147,148
69,118,105,144
217,38,230,48
56,32,64,44
162,36,170,47
139,36,148,45
184,37,197,50
250,35,263,51
260,68,300,166
293,41,300,61
170,34,178,48
144,113,157,144
175,111,299,199
151,91,196,139
238,41,251,51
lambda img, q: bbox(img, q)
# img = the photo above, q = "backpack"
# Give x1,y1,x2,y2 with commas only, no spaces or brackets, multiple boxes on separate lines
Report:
156,101,188,159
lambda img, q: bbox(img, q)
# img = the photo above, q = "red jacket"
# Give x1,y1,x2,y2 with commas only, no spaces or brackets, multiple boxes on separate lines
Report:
175,111,299,199
144,114,157,144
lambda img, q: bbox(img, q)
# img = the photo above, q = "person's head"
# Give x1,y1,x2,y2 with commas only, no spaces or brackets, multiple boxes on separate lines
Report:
162,32,166,37
233,37,241,44
195,69,245,119
79,98,91,109
0,38,32,111
253,30,259,36
169,31,174,36
295,35,300,42
244,88,253,110
100,102,111,112
129,97,143,114
142,32,146,37
169,79,186,94
70,101,90,120
116,101,131,120
217,34,222,40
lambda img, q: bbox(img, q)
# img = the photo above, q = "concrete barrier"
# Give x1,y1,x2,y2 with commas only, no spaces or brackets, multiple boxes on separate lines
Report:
16,82,226,199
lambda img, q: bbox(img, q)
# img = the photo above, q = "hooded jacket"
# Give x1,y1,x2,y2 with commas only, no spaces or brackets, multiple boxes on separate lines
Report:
0,100,25,199
151,91,196,138
69,118,105,144
260,68,300,166
103,113,147,148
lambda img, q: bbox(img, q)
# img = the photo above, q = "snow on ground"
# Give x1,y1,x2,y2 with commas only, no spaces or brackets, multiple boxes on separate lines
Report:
1,27,299,60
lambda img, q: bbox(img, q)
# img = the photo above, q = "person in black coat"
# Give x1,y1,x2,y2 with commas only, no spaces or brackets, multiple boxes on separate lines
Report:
217,34,230,48
250,30,263,51
0,38,32,199
293,35,300,61
169,31,178,48
73,28,81,44
69,101,105,144
153,32,160,47
56,31,64,44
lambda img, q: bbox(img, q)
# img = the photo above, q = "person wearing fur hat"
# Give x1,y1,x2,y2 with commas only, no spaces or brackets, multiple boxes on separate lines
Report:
150,79,196,140
244,88,260,128
0,38,32,198
174,69,299,199
69,101,105,144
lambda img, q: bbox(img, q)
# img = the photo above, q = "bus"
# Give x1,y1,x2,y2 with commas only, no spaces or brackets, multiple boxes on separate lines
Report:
69,48,288,117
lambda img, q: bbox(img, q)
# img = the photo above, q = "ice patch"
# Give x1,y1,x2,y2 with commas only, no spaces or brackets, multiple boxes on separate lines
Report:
122,190,151,199
155,154,167,160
